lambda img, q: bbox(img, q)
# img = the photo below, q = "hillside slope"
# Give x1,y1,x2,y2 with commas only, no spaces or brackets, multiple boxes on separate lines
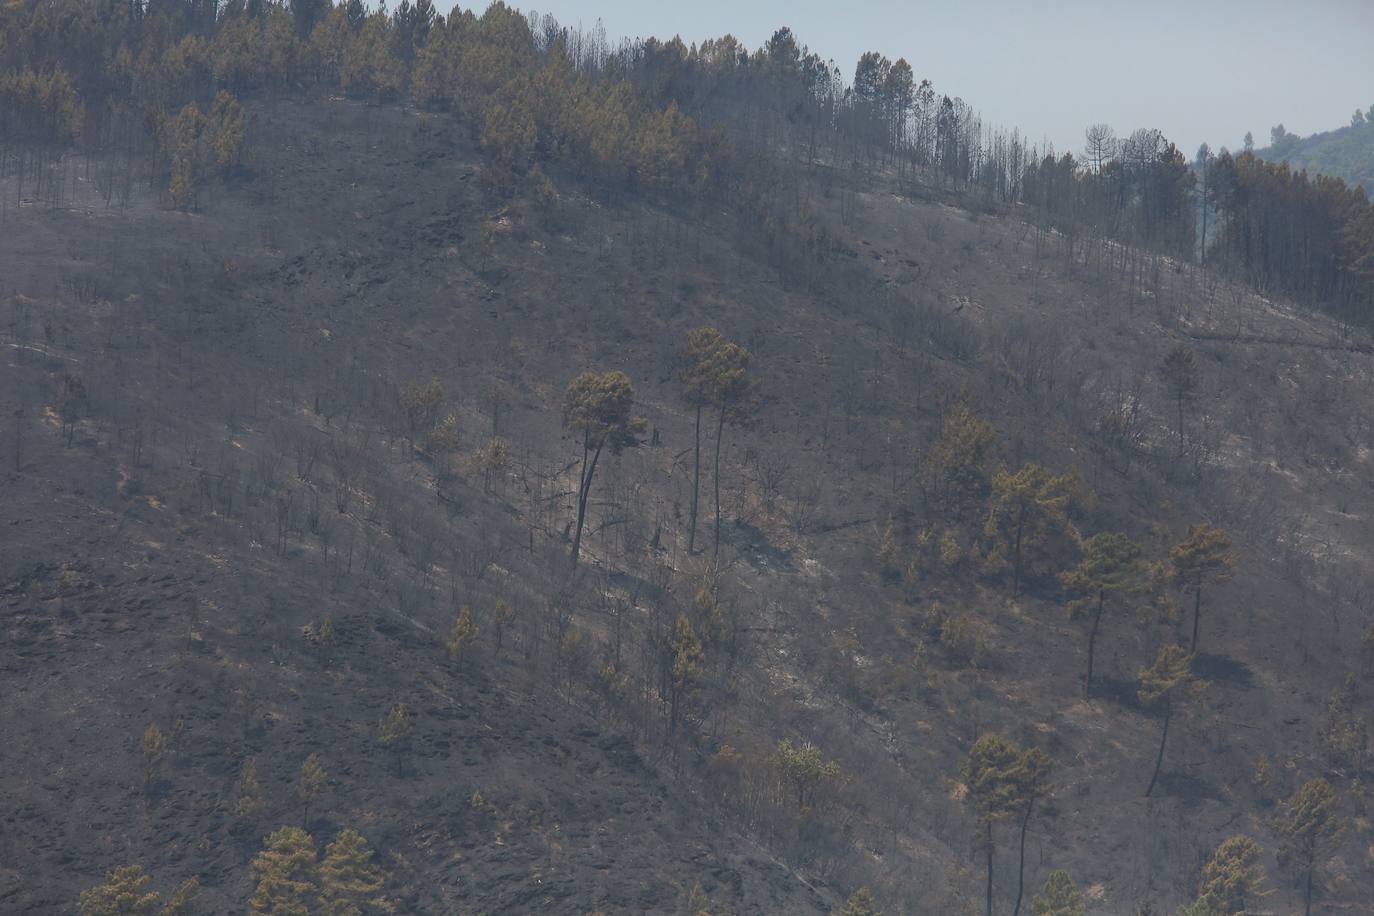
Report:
4,95,1374,914
0,100,833,914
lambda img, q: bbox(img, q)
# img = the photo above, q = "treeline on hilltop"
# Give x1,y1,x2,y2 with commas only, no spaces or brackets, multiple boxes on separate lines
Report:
1264,109,1374,197
1201,147,1374,315
0,0,1372,310
0,0,731,202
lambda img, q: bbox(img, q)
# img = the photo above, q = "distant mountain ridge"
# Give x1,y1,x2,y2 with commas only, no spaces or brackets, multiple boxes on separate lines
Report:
1258,108,1374,196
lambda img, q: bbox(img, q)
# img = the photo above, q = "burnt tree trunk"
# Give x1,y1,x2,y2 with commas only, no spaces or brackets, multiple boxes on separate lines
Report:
713,406,726,560
1190,576,1203,651
688,402,702,553
1144,699,1172,797
984,818,995,916
571,439,604,567
1084,594,1105,698
1012,798,1034,916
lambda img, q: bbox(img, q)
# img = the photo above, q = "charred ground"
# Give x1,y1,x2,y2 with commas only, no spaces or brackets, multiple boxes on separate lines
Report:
3,93,1374,914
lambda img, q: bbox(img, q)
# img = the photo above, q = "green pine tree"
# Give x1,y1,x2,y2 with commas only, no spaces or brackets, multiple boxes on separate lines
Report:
1277,779,1346,916
836,887,880,916
234,756,266,821
1189,834,1268,915
445,606,479,665
319,829,392,915
1031,869,1083,916
79,865,161,916
562,371,646,566
250,826,319,915
1138,645,1202,797
1168,523,1234,651
378,704,413,777
1060,532,1145,698
297,754,328,829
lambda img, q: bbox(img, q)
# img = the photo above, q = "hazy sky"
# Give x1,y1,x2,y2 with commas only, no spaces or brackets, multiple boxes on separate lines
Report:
496,0,1374,157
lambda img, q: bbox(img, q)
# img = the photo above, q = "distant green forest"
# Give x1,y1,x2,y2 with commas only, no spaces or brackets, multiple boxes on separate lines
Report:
1259,106,1374,196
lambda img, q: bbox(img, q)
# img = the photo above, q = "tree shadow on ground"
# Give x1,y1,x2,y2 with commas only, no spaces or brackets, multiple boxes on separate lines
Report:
1093,674,1145,711
1155,770,1225,803
1192,652,1254,689
727,520,797,574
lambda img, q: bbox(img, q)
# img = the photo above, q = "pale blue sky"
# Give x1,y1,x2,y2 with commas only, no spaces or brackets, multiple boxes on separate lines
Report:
488,0,1374,157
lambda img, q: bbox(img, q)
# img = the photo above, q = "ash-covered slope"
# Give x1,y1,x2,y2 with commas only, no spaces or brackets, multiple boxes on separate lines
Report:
4,95,1374,914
